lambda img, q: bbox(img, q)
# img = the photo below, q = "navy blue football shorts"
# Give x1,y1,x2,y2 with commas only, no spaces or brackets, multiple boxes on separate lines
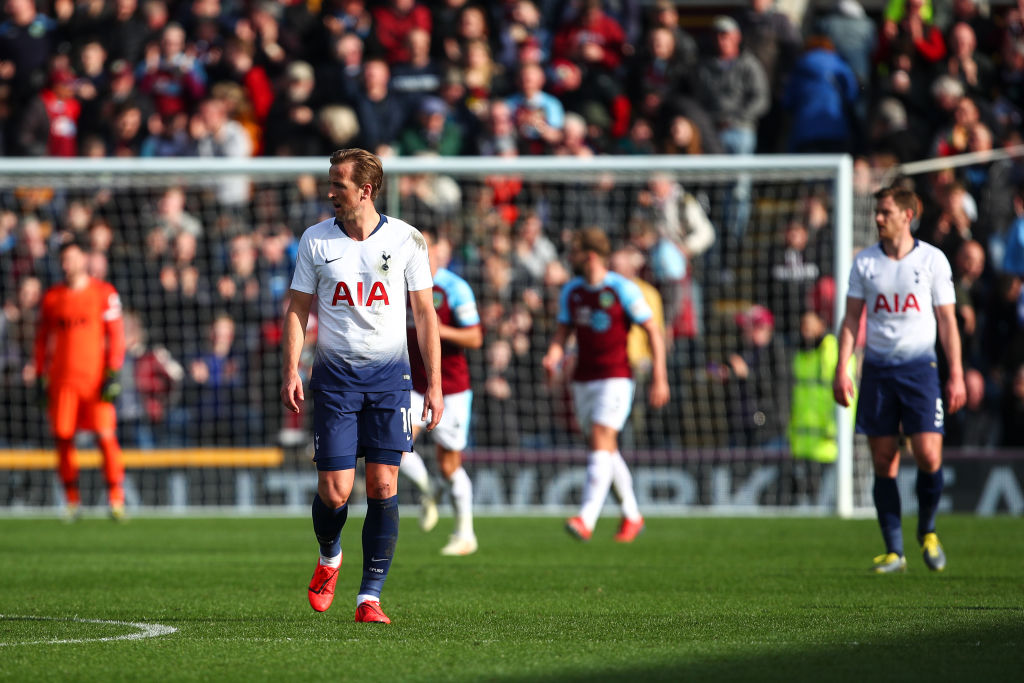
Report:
856,360,944,437
312,389,412,471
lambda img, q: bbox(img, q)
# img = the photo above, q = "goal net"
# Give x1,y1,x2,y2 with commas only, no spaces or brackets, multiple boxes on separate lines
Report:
0,155,860,516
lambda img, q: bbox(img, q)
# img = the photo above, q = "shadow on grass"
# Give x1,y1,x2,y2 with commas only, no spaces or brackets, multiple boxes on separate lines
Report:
495,619,1023,683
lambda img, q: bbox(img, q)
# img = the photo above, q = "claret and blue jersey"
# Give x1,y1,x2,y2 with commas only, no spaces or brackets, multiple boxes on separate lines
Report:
290,213,433,392
557,271,653,382
407,267,480,396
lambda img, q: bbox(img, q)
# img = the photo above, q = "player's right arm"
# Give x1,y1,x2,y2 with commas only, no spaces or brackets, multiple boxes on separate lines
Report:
542,324,572,380
281,290,313,413
833,295,864,407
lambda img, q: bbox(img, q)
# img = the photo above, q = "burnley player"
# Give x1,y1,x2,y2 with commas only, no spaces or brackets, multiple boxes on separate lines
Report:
834,186,966,573
401,228,483,556
281,148,442,624
543,228,670,542
34,237,127,521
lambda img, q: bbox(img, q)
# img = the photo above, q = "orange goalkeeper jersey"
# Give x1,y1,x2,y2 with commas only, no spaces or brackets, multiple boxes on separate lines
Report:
35,277,125,389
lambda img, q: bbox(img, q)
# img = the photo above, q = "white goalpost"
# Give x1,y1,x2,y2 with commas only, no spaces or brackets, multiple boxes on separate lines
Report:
0,154,861,517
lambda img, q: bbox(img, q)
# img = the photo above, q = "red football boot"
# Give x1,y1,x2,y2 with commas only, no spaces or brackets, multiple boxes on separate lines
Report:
613,517,645,543
307,558,341,612
565,516,592,541
354,600,390,624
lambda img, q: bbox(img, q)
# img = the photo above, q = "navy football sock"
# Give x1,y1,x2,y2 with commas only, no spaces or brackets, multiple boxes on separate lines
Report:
873,475,903,556
359,495,399,600
311,495,348,558
916,468,944,539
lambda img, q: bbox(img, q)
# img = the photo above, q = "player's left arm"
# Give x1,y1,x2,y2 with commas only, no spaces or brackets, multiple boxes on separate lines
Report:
103,287,126,373
935,302,966,414
410,286,443,430
101,286,125,402
639,317,670,408
439,322,482,349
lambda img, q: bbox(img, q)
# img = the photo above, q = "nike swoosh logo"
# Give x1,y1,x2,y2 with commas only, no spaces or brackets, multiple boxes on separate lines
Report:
325,257,342,264
370,557,389,563
309,576,333,594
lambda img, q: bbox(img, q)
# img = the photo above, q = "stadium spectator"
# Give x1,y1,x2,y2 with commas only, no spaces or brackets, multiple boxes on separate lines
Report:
782,36,860,154
738,0,802,153
191,95,253,206
788,309,855,503
941,22,994,102
494,0,551,74
33,237,127,521
350,57,408,156
117,309,184,447
0,0,60,101
765,220,823,344
504,62,564,154
551,0,626,78
712,303,791,450
209,37,275,127
814,0,877,90
136,22,207,119
0,274,43,445
439,4,490,67
100,0,150,66
876,0,946,75
695,15,769,239
626,25,693,127
646,0,699,78
152,186,203,239
476,97,518,157
185,312,251,445
397,95,463,156
320,0,373,45
543,227,669,543
917,178,975,263
263,60,322,156
390,27,442,100
511,210,558,287
371,0,432,66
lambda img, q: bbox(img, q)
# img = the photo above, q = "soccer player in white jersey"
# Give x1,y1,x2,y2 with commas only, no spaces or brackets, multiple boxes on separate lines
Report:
401,228,483,556
281,148,442,624
543,228,670,542
834,186,966,574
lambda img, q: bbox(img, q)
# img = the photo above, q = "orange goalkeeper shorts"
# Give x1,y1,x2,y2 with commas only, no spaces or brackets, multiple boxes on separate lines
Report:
48,383,117,440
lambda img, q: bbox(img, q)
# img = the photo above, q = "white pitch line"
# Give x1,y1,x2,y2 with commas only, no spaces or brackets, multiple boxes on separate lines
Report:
0,615,177,646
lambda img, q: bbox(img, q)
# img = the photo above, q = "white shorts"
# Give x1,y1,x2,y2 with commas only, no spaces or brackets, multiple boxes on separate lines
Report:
410,389,472,452
571,378,635,433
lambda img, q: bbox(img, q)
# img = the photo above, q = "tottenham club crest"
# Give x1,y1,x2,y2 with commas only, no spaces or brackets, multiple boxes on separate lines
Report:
381,252,392,271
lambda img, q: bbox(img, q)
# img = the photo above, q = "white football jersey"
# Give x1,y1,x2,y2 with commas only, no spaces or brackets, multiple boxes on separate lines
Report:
847,240,955,365
290,214,433,391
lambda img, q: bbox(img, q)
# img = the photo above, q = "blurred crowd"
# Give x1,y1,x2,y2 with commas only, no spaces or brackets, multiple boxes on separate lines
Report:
2,0,1024,453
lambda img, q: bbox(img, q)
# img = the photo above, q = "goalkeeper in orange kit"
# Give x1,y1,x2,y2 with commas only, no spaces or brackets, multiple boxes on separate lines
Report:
33,238,127,521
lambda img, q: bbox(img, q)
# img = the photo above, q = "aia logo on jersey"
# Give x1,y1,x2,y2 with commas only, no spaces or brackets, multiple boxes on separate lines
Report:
873,292,920,313
331,281,390,306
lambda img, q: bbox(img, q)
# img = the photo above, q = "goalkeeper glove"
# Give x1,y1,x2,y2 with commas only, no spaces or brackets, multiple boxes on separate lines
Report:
100,369,122,403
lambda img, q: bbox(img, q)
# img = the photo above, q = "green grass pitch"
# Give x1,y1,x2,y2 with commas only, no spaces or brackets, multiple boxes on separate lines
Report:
0,515,1021,682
